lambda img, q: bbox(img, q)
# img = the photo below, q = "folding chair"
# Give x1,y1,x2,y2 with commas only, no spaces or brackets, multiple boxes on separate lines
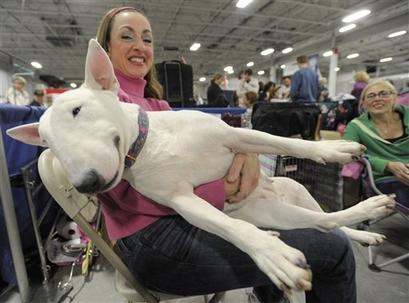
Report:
360,157,409,272
38,149,225,303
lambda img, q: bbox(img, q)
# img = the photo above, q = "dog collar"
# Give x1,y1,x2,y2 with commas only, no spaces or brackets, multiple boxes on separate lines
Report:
124,109,149,168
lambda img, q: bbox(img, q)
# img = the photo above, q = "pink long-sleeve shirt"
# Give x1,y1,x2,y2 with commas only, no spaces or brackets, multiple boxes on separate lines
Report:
98,70,225,240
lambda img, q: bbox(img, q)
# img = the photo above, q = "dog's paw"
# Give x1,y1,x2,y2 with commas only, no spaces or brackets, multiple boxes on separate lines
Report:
248,231,312,292
358,194,396,220
341,227,386,246
311,140,365,164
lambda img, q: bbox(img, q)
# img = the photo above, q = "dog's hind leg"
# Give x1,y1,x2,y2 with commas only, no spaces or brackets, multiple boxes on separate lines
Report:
227,175,395,231
269,177,387,245
227,176,388,245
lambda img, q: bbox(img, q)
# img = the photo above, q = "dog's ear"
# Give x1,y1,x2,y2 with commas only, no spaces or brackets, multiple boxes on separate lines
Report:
6,123,48,147
84,39,119,93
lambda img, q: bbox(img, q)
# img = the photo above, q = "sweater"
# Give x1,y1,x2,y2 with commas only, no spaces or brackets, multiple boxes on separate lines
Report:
343,104,409,181
290,67,319,102
206,82,228,107
98,70,225,240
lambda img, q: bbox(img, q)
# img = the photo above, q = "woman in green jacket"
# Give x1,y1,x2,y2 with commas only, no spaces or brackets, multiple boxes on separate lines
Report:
343,79,409,208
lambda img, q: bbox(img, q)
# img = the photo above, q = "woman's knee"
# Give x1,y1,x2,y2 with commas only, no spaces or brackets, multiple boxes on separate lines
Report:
320,230,355,273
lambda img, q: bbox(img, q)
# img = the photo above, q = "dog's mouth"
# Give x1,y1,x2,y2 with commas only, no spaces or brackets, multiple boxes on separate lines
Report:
100,170,120,192
100,144,124,192
98,137,123,192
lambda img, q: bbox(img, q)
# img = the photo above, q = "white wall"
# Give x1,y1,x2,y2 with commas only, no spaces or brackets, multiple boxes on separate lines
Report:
335,71,355,96
0,58,13,103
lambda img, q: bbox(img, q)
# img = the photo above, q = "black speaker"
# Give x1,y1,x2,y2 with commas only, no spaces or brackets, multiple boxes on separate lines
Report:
155,61,194,107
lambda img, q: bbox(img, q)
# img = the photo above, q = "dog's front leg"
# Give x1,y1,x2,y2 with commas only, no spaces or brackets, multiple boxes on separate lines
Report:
225,128,364,164
165,181,312,295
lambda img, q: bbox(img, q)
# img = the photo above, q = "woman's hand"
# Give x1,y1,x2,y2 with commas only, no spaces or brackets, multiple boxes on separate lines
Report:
387,161,409,185
224,153,260,203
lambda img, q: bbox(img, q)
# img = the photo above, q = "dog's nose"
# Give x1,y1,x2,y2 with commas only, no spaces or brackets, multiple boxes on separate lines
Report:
74,169,105,193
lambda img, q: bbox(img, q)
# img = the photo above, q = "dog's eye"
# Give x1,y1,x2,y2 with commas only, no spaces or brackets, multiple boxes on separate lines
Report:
72,106,81,117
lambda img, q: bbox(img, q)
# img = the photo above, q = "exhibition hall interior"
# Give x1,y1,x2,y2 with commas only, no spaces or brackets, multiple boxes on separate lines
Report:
0,0,408,302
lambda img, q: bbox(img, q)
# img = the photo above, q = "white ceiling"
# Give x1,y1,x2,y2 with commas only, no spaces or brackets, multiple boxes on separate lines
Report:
0,0,408,86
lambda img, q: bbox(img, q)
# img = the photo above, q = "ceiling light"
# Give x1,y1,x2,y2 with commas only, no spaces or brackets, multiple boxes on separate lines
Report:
334,67,340,72
346,53,359,59
342,9,371,23
189,43,201,51
281,47,293,54
339,23,356,33
236,0,253,8
260,48,274,56
246,61,254,67
70,83,77,88
199,77,206,82
322,50,333,57
30,61,42,69
280,64,286,69
388,30,407,38
227,69,234,74
224,65,233,72
257,70,265,75
379,57,392,63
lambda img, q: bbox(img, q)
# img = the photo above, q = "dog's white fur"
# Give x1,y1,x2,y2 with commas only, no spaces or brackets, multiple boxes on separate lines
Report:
8,40,395,302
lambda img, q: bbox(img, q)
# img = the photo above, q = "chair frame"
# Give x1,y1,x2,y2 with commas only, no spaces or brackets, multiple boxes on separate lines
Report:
38,149,224,303
360,157,409,271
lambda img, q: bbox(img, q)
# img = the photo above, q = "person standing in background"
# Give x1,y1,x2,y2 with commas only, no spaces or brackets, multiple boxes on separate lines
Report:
351,70,370,102
241,91,258,128
290,55,319,102
206,73,228,107
236,69,259,106
30,89,46,107
6,76,30,105
277,76,291,99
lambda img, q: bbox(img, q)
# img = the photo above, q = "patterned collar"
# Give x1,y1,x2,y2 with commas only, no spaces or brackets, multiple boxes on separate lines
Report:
124,109,149,168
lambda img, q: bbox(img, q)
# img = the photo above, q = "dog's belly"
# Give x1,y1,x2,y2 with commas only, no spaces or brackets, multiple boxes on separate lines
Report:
123,146,235,204
223,174,283,212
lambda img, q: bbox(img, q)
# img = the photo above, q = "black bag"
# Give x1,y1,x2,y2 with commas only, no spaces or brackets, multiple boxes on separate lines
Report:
155,61,194,107
251,102,321,140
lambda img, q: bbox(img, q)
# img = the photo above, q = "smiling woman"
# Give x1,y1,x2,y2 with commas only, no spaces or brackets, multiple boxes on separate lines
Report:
86,6,361,303
344,79,409,197
96,7,162,99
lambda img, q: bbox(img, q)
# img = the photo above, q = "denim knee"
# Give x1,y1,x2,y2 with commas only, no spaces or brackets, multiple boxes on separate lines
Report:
320,229,355,274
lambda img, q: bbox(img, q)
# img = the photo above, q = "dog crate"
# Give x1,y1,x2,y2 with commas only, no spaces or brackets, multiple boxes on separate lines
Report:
260,155,344,211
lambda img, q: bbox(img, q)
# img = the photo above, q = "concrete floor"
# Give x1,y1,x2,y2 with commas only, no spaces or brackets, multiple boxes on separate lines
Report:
1,213,408,303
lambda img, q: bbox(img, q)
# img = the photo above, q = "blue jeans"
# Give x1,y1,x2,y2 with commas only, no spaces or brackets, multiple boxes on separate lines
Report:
377,180,409,211
117,216,356,303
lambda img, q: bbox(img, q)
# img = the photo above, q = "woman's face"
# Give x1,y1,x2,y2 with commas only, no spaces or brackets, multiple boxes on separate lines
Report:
363,83,396,115
13,80,25,91
108,11,153,79
215,77,224,86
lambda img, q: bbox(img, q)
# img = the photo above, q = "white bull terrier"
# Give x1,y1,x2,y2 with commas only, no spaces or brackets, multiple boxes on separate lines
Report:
8,39,395,303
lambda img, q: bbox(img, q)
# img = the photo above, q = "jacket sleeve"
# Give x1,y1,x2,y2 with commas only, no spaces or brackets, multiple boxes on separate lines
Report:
343,121,389,174
343,120,361,142
367,155,389,175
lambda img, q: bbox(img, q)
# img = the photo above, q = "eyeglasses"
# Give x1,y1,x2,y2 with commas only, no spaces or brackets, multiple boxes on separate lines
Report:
365,90,394,101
